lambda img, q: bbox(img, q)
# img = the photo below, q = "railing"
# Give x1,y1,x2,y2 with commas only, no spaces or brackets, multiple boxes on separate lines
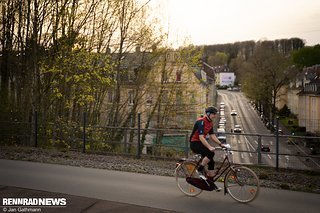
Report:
0,113,319,172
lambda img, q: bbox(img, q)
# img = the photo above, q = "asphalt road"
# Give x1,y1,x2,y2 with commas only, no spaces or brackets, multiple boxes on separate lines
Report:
0,159,319,213
218,90,275,165
217,90,320,171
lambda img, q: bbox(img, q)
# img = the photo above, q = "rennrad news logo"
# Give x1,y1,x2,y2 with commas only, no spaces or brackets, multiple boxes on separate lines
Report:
2,198,67,206
1,198,67,212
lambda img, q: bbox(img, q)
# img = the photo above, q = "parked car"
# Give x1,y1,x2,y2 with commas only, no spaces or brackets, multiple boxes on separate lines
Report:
261,144,270,152
231,110,237,116
265,122,272,129
310,147,319,155
232,87,240,91
234,124,242,133
273,125,283,134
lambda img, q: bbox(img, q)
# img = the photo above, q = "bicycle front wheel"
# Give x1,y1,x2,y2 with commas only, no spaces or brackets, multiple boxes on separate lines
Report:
174,161,202,197
225,166,260,203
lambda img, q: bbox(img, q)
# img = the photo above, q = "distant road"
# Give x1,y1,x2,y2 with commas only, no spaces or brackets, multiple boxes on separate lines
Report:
0,159,319,213
217,90,320,171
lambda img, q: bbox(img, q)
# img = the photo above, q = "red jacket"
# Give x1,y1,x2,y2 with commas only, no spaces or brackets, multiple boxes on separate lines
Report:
190,116,214,142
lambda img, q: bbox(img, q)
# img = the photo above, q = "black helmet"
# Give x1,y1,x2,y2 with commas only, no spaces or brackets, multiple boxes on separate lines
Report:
205,106,218,115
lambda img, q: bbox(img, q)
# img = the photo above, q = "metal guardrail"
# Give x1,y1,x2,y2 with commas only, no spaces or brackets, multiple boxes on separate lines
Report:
0,113,319,171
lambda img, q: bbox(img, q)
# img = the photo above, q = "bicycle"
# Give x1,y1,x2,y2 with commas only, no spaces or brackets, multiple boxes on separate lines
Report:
174,144,260,203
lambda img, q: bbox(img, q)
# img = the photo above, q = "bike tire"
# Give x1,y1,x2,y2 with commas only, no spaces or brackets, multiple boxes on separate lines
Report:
174,161,202,197
224,166,260,203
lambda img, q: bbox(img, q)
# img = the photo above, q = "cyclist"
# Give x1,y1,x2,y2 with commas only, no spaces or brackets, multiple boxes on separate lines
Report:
190,106,225,181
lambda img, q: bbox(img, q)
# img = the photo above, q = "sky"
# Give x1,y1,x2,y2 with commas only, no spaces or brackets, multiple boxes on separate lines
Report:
148,0,320,47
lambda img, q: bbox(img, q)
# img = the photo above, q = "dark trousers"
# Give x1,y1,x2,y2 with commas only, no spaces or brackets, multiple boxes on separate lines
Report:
190,141,215,170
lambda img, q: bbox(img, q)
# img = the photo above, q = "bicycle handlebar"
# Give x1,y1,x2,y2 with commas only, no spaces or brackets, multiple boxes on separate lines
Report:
215,144,232,155
223,144,231,149
215,144,231,150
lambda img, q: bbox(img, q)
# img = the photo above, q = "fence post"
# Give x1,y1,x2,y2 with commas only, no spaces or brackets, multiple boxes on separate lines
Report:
34,110,38,147
82,112,86,153
257,135,262,165
185,133,189,158
124,129,127,153
137,113,141,159
276,117,279,171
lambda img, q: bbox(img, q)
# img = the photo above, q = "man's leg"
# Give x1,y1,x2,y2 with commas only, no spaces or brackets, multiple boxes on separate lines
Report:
207,160,216,177
197,157,210,179
200,156,210,167
207,159,221,191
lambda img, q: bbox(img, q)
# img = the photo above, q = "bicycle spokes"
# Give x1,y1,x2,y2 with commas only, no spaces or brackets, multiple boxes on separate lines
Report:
185,164,196,175
175,162,203,197
249,188,256,195
225,166,260,203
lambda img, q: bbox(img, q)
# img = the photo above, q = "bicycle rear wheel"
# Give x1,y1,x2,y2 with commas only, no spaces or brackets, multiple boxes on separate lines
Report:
224,166,260,203
174,161,202,197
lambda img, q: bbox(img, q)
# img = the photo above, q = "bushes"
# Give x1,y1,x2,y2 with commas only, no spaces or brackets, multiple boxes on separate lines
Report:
279,104,291,117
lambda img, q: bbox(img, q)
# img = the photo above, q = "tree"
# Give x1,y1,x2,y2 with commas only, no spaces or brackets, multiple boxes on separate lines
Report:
292,45,320,68
207,52,228,66
241,41,294,123
0,0,161,148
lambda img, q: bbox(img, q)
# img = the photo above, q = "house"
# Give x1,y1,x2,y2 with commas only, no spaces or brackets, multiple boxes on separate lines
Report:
286,71,305,115
276,65,320,133
298,65,320,133
210,65,235,87
284,65,320,133
201,62,218,109
101,49,218,130
145,52,218,129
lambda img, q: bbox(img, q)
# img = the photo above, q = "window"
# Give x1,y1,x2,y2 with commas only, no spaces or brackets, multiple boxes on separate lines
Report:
146,94,153,105
128,69,136,82
163,72,169,83
190,92,196,103
176,70,182,82
161,90,169,103
107,91,113,103
176,91,183,105
128,90,135,105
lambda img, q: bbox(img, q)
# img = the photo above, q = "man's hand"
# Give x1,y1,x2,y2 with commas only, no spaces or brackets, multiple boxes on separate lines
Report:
209,146,215,152
222,144,231,149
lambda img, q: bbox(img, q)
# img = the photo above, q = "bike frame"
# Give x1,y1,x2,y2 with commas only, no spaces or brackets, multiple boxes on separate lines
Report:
182,148,238,184
175,147,260,202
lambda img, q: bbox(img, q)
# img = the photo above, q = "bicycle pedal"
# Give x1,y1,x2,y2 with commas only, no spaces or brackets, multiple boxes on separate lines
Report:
212,183,222,192
215,187,222,192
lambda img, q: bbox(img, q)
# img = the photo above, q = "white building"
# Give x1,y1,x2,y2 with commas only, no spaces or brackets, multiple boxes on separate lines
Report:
215,72,235,87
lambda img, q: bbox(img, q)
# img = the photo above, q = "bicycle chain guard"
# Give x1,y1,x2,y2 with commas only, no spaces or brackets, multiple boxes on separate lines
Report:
186,177,217,191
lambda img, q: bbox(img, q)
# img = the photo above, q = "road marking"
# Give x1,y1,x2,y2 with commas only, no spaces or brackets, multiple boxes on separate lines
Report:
244,136,253,157
292,143,320,168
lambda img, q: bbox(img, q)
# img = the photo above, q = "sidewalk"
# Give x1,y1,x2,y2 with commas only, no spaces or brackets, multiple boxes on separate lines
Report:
0,185,176,213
